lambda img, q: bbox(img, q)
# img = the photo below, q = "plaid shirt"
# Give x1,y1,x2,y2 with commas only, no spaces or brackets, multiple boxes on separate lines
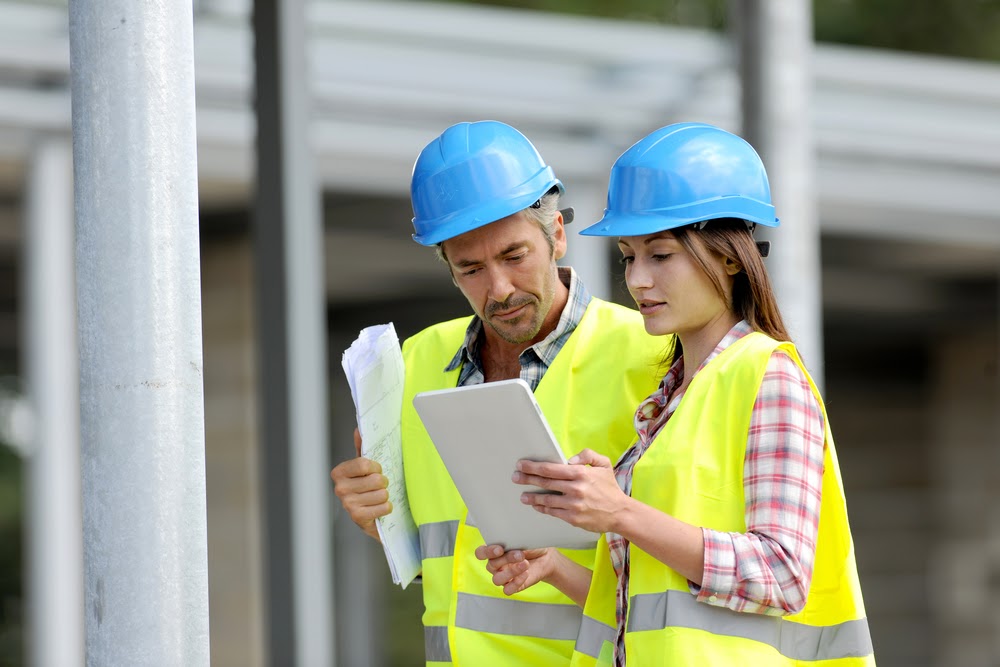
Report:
607,321,825,667
445,267,591,390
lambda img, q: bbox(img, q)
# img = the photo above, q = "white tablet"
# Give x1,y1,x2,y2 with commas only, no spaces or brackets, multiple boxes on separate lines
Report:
412,378,599,550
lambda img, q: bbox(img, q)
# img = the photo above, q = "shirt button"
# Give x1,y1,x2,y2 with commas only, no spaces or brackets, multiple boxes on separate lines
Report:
708,595,718,603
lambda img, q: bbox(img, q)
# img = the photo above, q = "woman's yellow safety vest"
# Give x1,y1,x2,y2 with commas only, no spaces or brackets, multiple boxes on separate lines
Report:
571,332,874,667
401,298,667,667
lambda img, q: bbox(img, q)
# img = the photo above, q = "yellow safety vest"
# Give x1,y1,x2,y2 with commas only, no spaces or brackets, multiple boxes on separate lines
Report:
401,298,667,667
571,332,874,667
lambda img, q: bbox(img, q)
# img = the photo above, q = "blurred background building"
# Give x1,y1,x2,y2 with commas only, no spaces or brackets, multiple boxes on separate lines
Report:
1,0,999,665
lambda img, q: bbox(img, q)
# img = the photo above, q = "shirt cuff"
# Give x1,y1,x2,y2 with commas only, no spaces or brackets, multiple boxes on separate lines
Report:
689,527,737,606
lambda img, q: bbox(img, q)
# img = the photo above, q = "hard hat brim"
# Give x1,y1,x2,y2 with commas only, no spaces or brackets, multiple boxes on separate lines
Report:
412,174,563,246
579,200,779,237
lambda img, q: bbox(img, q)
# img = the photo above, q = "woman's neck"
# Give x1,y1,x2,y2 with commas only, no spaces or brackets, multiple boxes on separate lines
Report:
676,311,740,383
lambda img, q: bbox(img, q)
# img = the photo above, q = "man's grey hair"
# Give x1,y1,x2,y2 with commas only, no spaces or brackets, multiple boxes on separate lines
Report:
435,191,562,265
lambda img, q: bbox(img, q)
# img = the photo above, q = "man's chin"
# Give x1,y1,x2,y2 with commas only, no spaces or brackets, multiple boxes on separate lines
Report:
487,319,541,345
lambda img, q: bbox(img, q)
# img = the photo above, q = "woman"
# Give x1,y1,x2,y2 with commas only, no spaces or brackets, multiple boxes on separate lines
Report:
476,123,874,666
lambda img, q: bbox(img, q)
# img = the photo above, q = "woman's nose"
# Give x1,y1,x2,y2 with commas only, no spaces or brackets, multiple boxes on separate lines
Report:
626,258,653,290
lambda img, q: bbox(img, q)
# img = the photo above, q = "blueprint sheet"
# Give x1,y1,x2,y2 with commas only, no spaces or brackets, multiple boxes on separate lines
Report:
342,323,421,588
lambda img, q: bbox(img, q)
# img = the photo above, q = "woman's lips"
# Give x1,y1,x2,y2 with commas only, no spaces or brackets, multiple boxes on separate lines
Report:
637,301,665,316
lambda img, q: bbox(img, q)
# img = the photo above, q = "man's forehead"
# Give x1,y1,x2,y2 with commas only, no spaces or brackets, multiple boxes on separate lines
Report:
442,214,539,258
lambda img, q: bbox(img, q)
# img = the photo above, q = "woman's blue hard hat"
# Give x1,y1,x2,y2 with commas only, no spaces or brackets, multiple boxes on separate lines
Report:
580,122,779,237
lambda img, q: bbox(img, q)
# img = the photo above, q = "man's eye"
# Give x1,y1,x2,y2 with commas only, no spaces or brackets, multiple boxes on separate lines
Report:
461,268,481,277
507,253,526,262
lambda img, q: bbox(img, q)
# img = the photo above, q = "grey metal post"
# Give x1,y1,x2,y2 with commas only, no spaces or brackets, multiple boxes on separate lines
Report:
69,2,210,664
736,0,825,386
563,184,612,301
253,0,335,664
23,137,83,667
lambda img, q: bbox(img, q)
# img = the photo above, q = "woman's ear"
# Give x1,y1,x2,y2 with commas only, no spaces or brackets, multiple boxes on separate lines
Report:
723,256,742,276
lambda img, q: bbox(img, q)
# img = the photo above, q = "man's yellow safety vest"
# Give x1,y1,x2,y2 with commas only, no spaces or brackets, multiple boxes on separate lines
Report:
400,298,666,666
570,332,874,667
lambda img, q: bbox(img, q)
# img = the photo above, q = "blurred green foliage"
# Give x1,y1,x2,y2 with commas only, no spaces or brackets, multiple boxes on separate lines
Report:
437,0,1000,62
814,0,1000,61
0,446,22,667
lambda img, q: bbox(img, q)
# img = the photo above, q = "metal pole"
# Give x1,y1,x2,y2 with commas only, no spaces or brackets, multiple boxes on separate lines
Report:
736,0,825,386
23,137,83,667
69,2,210,664
253,0,335,664
562,185,612,301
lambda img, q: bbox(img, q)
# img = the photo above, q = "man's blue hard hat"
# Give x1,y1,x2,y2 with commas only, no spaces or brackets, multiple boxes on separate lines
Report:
580,122,779,237
410,121,563,246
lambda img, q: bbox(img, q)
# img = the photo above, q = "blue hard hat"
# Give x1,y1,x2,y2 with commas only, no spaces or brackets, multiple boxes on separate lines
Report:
410,121,563,246
580,122,778,237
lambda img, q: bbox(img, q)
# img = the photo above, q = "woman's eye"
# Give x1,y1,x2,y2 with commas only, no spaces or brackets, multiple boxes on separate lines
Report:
618,256,634,265
652,254,672,261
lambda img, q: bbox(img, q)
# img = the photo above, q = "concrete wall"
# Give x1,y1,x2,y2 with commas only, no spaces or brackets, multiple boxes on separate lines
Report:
930,329,1000,667
201,233,265,667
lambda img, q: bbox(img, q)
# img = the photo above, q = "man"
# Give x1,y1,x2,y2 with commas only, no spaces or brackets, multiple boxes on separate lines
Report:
331,120,666,666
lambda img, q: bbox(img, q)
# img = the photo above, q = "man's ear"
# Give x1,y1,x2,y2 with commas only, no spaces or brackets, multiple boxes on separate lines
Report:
552,211,568,261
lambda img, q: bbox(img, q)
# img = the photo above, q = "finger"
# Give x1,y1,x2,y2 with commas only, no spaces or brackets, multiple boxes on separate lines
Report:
475,545,494,561
475,544,510,563
333,471,388,498
481,550,525,575
331,457,382,482
520,491,572,511
515,460,581,480
511,471,573,494
348,487,391,508
503,569,534,596
353,428,363,458
567,448,612,468
347,500,392,525
492,560,529,587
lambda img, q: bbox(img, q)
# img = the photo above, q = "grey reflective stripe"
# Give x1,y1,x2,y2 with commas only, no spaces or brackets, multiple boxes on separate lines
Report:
456,592,582,641
424,625,451,663
419,520,459,559
575,615,617,659
627,590,874,661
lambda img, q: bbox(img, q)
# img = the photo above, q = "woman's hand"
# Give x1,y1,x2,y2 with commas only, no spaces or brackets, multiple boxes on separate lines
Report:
475,545,554,596
513,449,629,534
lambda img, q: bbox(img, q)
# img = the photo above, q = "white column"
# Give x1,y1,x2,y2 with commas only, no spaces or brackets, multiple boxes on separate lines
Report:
737,0,825,385
23,137,83,667
69,1,210,664
562,183,612,301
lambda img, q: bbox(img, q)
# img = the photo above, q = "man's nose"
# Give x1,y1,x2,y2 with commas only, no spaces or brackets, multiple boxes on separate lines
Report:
487,267,516,304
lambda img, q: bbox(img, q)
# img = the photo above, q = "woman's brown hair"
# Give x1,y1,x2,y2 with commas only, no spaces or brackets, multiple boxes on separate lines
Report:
667,218,790,366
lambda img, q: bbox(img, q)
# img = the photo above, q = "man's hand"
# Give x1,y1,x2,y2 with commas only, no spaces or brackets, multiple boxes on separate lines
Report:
331,428,391,541
475,544,554,596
